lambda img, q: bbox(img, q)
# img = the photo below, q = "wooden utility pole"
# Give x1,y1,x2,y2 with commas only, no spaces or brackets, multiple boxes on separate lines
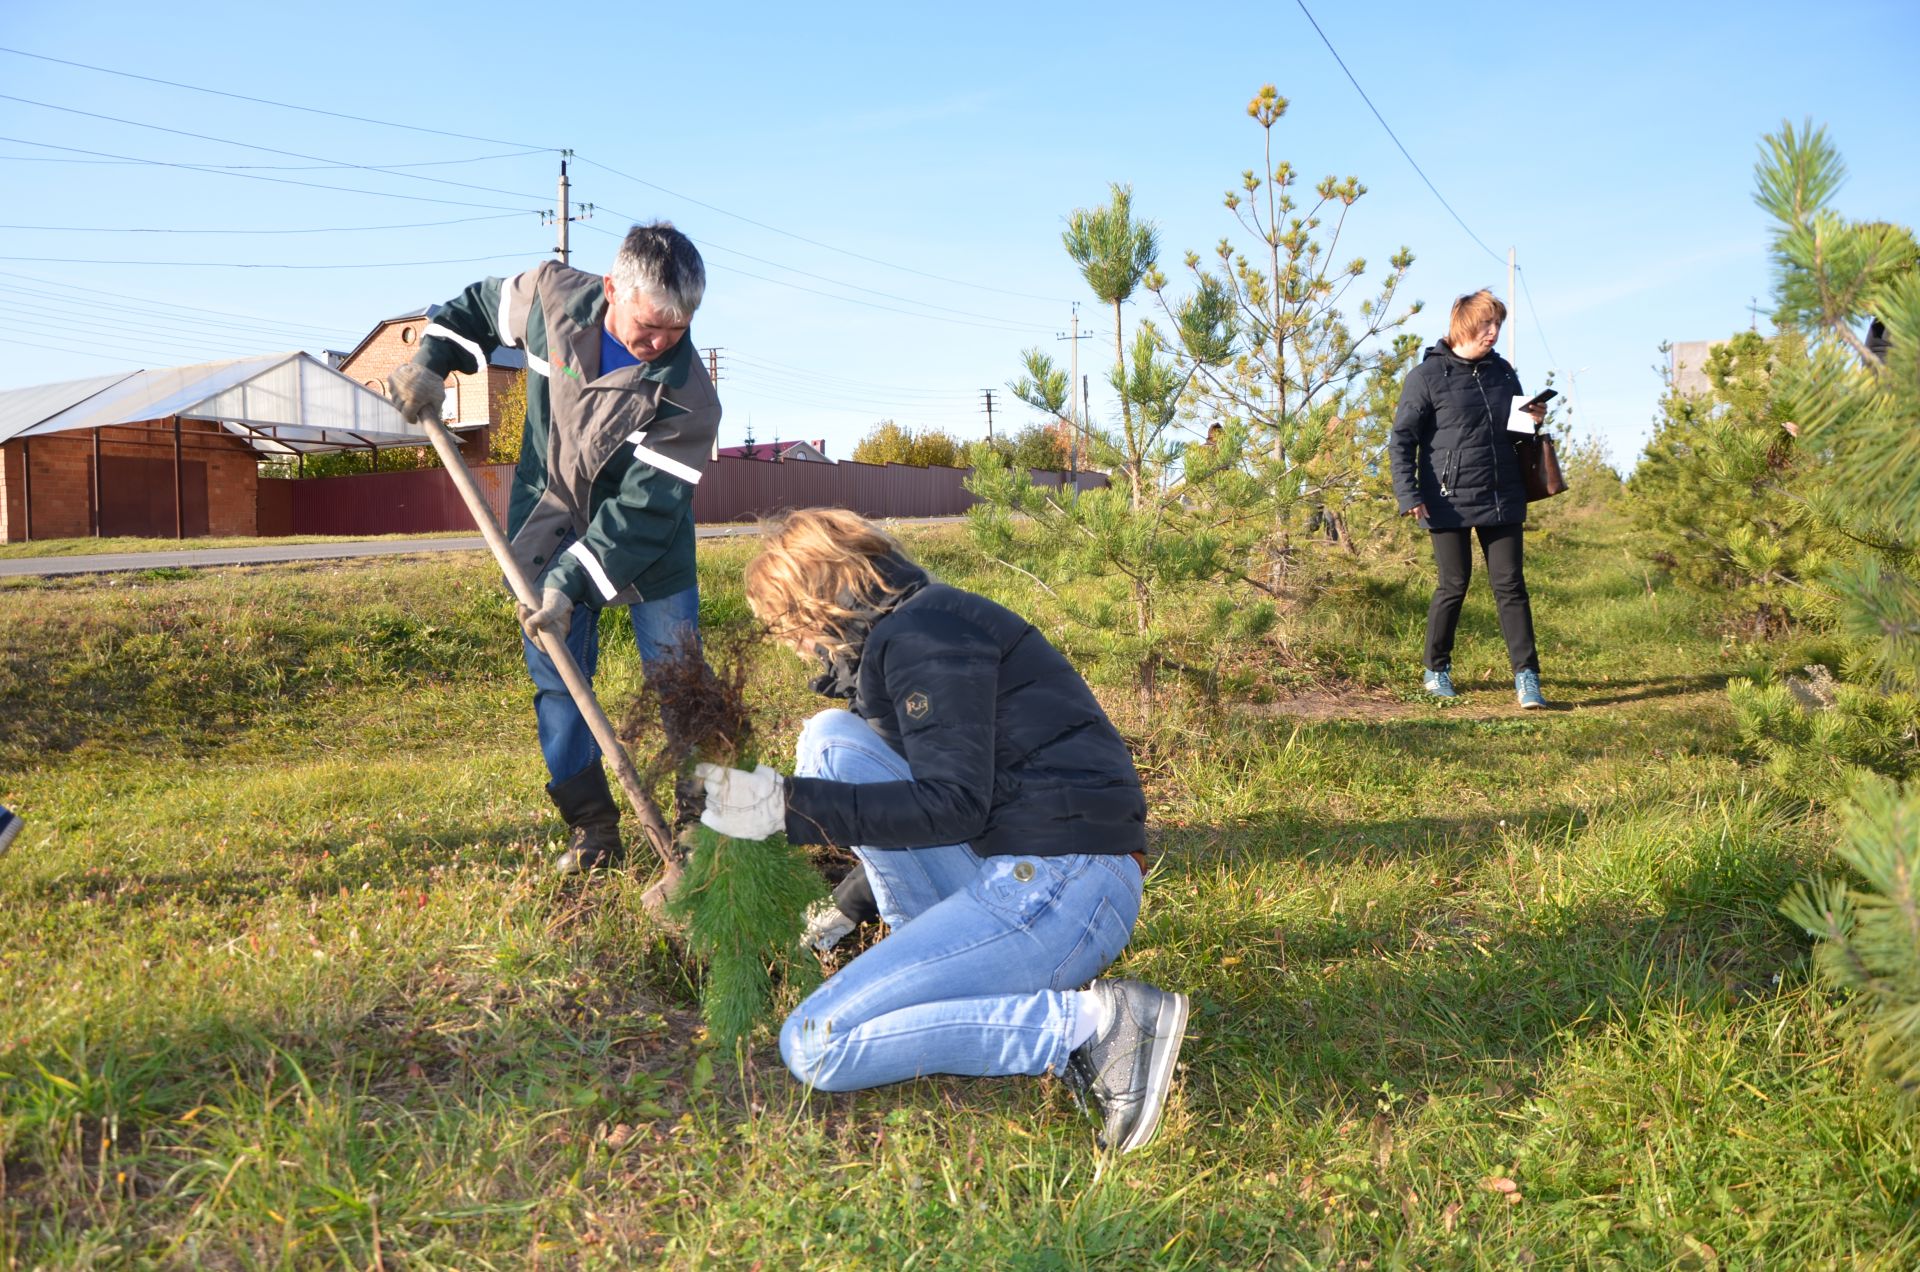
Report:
981,389,996,440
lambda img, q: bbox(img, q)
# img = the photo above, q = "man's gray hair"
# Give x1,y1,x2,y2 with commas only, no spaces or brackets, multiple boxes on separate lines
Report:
606,222,706,322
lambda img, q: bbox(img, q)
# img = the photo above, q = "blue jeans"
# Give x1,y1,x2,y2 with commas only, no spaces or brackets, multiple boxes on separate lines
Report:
523,585,701,785
777,709,1143,1092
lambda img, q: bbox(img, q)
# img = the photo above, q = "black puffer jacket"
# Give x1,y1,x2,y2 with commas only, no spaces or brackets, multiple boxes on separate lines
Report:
1388,341,1530,529
783,562,1146,858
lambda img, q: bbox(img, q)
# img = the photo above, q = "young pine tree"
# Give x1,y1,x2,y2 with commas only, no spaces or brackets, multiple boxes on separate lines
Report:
968,86,1418,694
1744,121,1920,1094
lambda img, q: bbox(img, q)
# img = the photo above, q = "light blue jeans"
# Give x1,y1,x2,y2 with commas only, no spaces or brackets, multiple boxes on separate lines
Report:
778,709,1144,1092
523,585,700,785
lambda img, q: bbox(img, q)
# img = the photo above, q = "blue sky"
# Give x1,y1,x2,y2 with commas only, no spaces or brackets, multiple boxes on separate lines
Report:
3,0,1915,469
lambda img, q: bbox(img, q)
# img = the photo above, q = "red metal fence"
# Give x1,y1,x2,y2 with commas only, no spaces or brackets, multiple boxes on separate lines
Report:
258,457,1105,536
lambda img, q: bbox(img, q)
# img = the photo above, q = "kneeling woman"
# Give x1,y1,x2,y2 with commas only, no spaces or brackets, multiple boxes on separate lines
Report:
694,509,1187,1153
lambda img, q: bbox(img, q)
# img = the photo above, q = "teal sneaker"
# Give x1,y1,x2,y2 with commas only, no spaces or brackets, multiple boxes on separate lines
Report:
1422,667,1457,699
1516,669,1545,709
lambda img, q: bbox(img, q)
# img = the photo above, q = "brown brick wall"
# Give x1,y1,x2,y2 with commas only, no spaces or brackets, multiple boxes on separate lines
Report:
338,318,495,464
0,420,258,542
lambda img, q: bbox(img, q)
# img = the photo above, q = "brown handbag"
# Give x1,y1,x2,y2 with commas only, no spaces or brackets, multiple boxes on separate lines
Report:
1516,432,1567,501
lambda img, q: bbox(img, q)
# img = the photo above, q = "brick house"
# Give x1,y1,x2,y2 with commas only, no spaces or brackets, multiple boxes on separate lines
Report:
331,307,526,465
0,352,437,542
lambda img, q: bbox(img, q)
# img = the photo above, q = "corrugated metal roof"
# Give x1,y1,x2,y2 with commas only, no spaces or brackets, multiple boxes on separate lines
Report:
0,353,442,453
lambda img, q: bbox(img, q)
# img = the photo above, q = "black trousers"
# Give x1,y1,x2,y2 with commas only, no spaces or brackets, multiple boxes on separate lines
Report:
1425,524,1539,675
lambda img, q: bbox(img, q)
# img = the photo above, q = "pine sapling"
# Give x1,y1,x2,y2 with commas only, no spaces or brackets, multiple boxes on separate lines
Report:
619,629,824,1050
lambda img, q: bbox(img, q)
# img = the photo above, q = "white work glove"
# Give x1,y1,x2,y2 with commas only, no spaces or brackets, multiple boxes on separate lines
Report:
386,362,446,426
518,586,572,643
695,762,787,840
800,898,858,952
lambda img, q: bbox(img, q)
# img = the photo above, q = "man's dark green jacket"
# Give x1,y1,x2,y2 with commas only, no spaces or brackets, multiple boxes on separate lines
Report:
412,261,721,606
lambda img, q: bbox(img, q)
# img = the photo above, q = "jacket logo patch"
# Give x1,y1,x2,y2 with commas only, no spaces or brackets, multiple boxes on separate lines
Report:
903,691,930,720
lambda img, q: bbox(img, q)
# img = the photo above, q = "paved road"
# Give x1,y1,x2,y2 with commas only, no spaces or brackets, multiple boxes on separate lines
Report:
0,517,965,579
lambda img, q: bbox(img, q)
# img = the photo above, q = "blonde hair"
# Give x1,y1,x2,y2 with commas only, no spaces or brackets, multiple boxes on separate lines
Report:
1447,288,1508,349
744,508,914,653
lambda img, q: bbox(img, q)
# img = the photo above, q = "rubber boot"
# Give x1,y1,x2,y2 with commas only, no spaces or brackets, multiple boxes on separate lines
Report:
547,762,624,875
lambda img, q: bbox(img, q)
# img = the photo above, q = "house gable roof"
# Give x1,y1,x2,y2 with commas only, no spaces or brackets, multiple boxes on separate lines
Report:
335,306,527,372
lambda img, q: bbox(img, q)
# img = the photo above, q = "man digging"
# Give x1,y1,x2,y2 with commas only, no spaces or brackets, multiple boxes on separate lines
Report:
387,223,721,874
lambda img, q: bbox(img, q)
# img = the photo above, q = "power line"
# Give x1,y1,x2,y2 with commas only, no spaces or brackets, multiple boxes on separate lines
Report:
579,220,1047,334
0,212,528,235
0,135,547,214
727,353,983,399
0,251,530,270
0,299,278,358
0,149,549,174
6,334,161,367
574,155,1071,304
0,93,554,203
692,233,1054,330
1515,267,1560,371
724,373,981,415
0,270,359,339
1291,0,1505,267
1291,2,1567,374
723,380,979,420
0,145,549,172
0,287,349,350
0,45,555,151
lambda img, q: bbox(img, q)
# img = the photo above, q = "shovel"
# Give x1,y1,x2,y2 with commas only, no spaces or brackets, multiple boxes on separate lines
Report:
421,418,683,913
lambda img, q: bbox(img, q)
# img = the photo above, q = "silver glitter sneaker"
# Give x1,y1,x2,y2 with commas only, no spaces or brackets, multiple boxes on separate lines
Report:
1063,978,1190,1153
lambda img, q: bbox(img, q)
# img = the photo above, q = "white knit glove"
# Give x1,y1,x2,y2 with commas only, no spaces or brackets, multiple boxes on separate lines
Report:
695,763,787,840
517,587,572,642
386,362,446,426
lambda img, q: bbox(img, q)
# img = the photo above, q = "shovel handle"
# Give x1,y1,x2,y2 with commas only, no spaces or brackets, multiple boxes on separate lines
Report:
421,418,677,872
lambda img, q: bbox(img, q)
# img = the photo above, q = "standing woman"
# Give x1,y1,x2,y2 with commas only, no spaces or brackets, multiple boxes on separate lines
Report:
693,509,1189,1153
1388,289,1548,708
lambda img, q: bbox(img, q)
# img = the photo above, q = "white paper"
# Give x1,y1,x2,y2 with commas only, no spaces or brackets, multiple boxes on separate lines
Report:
1507,395,1538,435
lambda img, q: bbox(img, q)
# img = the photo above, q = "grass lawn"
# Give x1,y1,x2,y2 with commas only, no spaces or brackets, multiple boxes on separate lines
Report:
1,496,1913,1268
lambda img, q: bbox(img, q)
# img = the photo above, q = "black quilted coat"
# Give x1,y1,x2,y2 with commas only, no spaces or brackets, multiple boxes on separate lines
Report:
1388,341,1531,530
783,559,1146,858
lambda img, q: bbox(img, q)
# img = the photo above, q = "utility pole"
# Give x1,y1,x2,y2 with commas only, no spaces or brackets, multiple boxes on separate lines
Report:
547,151,594,265
1083,373,1091,482
1507,247,1517,368
706,347,723,459
981,388,996,440
1057,303,1092,477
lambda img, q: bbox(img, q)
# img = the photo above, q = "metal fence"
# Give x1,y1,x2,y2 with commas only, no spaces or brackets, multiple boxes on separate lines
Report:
258,457,1106,536
258,463,512,537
